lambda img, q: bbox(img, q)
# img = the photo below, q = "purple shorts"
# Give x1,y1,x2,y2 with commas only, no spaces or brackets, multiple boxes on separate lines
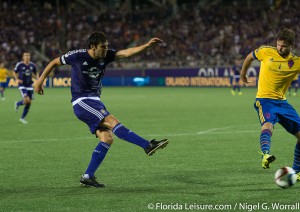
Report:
19,87,34,99
72,97,110,134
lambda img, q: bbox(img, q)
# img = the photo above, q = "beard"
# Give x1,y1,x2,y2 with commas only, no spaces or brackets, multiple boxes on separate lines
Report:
277,50,289,58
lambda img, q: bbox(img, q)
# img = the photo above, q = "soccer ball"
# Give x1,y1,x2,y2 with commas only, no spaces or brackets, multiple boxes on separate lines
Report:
274,167,297,189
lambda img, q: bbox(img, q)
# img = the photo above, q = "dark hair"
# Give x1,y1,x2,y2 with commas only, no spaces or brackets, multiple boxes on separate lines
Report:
276,29,296,46
87,32,107,48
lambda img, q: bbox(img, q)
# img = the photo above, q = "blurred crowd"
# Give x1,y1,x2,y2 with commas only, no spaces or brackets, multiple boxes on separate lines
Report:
1,0,300,71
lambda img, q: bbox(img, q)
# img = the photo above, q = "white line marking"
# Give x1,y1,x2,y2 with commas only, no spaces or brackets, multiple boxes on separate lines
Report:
0,124,285,143
0,137,93,144
196,126,233,134
146,129,260,137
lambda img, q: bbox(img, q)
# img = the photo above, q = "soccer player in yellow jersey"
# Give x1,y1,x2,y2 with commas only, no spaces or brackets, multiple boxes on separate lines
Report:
0,62,8,100
241,29,300,180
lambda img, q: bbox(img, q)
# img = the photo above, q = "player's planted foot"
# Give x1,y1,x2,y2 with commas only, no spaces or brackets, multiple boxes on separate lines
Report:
80,175,105,188
19,118,28,124
262,153,276,169
231,90,235,95
144,139,169,156
15,101,19,112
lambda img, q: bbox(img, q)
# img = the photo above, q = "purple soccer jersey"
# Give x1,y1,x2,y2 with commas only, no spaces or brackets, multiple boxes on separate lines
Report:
14,62,37,87
232,65,241,76
60,49,116,101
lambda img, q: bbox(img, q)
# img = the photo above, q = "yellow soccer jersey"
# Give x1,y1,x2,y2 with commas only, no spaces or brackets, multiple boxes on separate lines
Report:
0,68,8,82
253,46,300,100
292,73,299,81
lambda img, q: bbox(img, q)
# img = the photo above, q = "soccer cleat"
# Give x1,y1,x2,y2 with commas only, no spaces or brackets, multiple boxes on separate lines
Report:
231,90,235,95
80,175,105,188
15,101,19,112
1,97,5,101
144,139,169,156
296,173,300,181
19,118,28,124
293,92,297,96
238,91,243,95
261,153,276,169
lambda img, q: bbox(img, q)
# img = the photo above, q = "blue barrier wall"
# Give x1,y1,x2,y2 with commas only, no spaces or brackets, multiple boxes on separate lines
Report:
6,66,259,87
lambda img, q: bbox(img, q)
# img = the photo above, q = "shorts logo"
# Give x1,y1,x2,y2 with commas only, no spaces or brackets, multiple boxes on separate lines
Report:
264,112,271,119
100,109,107,115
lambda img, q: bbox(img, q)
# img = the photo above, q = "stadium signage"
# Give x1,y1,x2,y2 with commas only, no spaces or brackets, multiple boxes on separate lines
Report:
165,77,257,87
53,77,71,87
8,78,48,87
6,67,259,87
198,68,223,77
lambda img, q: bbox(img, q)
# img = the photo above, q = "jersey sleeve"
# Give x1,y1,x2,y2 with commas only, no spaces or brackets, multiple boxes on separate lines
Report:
14,62,21,73
253,46,267,61
60,51,77,65
32,63,37,74
33,66,37,74
104,49,116,64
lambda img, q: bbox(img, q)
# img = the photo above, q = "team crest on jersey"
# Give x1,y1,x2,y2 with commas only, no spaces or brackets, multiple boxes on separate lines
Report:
100,109,107,115
25,69,31,76
288,59,294,68
85,67,101,79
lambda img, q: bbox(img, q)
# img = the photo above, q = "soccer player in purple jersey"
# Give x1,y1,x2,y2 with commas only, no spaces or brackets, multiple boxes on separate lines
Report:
35,32,169,188
230,56,242,96
13,52,39,124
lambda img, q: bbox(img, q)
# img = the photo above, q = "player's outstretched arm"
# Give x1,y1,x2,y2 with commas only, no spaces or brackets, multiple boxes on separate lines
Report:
240,52,255,83
115,37,166,59
35,57,62,95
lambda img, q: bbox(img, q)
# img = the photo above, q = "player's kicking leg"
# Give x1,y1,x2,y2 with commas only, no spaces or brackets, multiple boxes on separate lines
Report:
112,122,169,155
73,102,169,188
144,139,169,156
80,138,169,188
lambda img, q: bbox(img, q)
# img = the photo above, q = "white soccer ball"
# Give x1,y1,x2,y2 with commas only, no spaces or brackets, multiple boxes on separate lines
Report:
274,167,297,189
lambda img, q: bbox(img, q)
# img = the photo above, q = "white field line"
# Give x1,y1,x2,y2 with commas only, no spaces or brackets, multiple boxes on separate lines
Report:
1,124,277,143
147,130,258,137
0,137,94,144
196,126,234,134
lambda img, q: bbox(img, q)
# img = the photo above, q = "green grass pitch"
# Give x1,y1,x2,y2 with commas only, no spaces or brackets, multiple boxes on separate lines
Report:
0,87,300,211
